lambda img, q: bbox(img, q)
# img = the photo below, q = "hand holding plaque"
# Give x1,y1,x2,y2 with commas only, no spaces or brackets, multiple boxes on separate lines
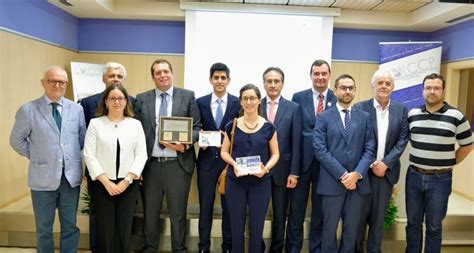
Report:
158,116,193,144
235,155,262,177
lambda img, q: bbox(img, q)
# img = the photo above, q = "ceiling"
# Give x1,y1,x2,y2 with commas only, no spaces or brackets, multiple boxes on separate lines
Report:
49,0,474,32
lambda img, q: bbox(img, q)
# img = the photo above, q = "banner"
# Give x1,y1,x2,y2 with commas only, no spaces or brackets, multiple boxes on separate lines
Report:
70,62,105,102
379,42,442,110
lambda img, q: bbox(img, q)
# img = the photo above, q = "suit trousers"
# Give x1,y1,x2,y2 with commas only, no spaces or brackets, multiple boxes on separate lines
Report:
321,190,365,253
226,176,271,253
92,179,139,253
286,159,323,253
197,163,232,251
31,174,80,253
356,175,393,253
268,178,290,253
142,159,192,253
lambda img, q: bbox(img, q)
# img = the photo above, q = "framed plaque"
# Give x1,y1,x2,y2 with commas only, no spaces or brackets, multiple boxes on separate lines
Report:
159,116,193,144
236,155,262,176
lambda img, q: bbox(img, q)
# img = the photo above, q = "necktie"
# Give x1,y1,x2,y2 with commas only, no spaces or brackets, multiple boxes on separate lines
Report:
215,99,224,128
268,101,276,124
343,109,351,138
159,93,168,149
51,102,62,131
316,93,324,115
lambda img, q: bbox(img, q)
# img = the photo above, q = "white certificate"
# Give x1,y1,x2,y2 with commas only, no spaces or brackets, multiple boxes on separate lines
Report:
236,155,262,176
199,131,222,147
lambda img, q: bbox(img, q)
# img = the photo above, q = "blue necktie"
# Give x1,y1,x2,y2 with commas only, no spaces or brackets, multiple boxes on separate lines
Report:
159,93,168,149
51,102,62,131
343,109,351,138
215,99,224,128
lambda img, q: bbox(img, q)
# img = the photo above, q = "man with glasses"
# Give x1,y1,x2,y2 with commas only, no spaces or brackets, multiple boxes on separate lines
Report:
313,74,375,253
80,62,134,253
286,59,337,253
261,67,301,253
405,73,472,253
10,66,87,253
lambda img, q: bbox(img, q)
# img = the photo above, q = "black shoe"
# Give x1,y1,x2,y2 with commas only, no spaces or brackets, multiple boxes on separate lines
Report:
222,250,231,253
199,250,210,253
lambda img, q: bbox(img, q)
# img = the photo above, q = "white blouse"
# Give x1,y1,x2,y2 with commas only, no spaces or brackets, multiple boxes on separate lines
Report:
83,116,148,180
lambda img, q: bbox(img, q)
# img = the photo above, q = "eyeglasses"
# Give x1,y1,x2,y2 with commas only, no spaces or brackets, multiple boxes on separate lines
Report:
423,86,443,92
337,85,355,92
107,97,126,102
47,79,68,86
241,96,258,102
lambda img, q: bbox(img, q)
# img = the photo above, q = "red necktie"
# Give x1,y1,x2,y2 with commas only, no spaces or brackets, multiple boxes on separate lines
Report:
316,93,324,115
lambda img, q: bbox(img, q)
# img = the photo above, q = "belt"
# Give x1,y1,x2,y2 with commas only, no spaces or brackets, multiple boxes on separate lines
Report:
411,165,452,174
151,157,177,162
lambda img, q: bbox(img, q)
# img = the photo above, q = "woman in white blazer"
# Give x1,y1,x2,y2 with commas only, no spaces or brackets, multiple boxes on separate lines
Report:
83,83,147,253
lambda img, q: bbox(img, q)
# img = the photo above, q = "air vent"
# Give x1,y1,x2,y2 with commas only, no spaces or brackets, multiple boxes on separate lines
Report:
59,0,73,6
446,12,474,23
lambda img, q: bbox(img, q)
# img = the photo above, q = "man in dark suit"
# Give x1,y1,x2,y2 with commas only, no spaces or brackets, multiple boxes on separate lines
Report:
313,74,375,253
196,63,239,253
354,69,409,253
261,67,301,253
80,62,133,253
286,59,337,253
135,58,201,253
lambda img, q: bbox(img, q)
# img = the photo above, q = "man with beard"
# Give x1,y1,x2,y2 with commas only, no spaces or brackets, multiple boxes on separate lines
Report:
313,74,375,253
405,73,472,253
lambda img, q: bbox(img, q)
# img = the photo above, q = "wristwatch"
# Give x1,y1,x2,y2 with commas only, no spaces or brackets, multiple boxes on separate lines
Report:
124,176,133,184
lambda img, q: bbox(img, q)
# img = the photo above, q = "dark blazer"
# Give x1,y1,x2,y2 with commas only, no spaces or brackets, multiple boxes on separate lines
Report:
313,106,375,195
292,88,337,172
196,93,240,171
134,87,201,173
261,97,302,185
353,99,409,185
81,92,136,127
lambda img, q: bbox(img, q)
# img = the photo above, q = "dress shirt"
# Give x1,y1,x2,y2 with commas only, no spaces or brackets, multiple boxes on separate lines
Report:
44,96,63,116
152,87,177,158
311,88,329,113
83,116,148,180
211,92,228,119
266,95,281,120
373,99,390,161
336,103,352,128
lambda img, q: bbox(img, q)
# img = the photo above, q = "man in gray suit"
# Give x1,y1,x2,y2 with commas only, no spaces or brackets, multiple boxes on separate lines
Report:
261,67,301,253
354,69,409,253
10,66,86,253
134,59,201,252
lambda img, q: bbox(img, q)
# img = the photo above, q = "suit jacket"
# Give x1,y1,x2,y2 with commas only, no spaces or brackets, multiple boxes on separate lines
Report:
196,93,240,171
313,106,375,195
353,99,409,185
83,116,148,180
262,97,302,186
81,91,136,127
134,87,201,173
10,95,86,191
292,88,337,172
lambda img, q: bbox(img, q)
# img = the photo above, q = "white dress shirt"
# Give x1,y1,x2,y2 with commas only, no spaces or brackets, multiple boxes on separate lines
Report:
83,116,148,180
211,92,228,120
336,103,352,128
374,99,390,161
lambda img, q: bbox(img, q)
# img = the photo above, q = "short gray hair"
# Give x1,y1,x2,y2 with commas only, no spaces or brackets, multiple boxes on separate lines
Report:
371,69,394,87
103,62,127,79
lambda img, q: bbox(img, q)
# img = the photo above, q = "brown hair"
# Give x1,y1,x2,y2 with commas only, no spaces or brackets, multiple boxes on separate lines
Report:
239,84,262,116
96,83,134,117
150,58,173,76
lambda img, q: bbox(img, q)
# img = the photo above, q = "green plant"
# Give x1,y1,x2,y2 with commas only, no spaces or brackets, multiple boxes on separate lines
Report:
80,187,90,214
384,187,399,230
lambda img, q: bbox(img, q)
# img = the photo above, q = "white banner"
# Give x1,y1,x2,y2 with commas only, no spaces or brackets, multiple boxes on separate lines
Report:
379,41,442,110
70,62,105,102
